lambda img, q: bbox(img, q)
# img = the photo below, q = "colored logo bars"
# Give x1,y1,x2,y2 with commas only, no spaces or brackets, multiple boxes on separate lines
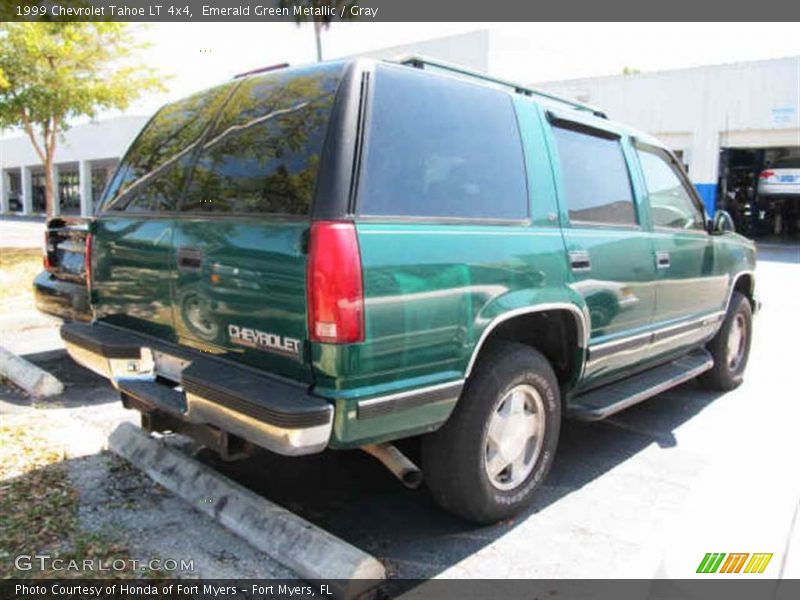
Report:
696,552,773,574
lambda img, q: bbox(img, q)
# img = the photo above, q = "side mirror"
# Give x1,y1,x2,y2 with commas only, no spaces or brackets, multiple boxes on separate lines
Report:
709,210,735,234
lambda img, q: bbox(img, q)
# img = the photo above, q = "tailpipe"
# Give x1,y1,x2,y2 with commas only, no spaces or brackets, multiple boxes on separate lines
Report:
362,443,423,489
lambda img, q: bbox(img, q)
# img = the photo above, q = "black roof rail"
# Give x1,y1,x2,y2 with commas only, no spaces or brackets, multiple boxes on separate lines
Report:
395,55,607,119
234,63,290,79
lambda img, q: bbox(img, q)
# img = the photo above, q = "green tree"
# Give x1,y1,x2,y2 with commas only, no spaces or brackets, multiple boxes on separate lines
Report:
0,23,166,216
279,0,359,62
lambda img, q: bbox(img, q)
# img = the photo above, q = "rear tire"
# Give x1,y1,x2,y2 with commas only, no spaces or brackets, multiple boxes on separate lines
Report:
422,342,560,523
698,291,752,391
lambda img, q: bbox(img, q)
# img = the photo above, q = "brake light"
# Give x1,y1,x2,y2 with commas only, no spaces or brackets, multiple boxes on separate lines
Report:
306,221,364,344
759,170,775,180
84,233,93,291
43,231,53,272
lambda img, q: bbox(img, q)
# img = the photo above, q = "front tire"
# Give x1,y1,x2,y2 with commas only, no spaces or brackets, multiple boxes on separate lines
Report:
699,291,752,391
422,342,561,523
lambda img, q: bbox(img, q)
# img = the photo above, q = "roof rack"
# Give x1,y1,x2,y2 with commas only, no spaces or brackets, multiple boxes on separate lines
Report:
395,55,607,119
234,63,289,79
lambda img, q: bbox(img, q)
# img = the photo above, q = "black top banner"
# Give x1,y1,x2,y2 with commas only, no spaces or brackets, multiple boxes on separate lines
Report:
4,0,800,22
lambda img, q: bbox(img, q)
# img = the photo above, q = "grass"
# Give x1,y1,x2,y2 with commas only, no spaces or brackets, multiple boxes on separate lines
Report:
0,420,155,578
0,248,41,304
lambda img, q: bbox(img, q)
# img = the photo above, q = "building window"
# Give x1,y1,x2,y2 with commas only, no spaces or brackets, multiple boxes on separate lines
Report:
58,170,80,214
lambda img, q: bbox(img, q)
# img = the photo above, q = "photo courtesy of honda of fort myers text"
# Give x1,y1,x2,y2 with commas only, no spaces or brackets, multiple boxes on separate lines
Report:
1,2,799,600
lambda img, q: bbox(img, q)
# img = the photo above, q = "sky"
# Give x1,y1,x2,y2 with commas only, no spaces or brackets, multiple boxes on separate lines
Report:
125,22,800,117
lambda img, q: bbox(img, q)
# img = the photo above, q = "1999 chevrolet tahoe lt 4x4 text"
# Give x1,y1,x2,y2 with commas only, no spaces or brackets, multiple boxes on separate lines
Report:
62,57,758,523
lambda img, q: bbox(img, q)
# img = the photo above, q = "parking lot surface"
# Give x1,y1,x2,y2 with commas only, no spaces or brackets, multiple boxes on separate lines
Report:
1,241,798,581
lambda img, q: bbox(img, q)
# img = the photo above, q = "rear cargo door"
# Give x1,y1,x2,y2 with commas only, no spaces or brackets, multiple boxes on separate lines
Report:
170,63,344,383
92,84,233,341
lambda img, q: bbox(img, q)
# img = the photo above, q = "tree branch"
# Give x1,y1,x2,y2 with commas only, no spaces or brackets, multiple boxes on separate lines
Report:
19,110,47,163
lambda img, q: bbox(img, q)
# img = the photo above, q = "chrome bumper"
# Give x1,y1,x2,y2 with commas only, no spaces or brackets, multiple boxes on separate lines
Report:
63,332,333,457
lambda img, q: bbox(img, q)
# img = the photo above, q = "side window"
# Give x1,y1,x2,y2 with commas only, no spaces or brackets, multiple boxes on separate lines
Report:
357,65,528,221
636,147,705,230
181,63,343,215
551,124,637,226
103,83,233,212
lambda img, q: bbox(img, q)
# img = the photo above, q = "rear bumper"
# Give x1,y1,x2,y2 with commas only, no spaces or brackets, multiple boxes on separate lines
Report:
33,271,90,322
60,322,333,456
758,184,800,198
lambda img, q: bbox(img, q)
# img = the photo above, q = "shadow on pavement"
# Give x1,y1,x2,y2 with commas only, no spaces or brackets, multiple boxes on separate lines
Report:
0,349,117,409
756,242,799,264
200,379,726,580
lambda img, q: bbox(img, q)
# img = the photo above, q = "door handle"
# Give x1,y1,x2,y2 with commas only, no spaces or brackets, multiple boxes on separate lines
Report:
569,250,592,272
656,251,671,269
177,247,203,272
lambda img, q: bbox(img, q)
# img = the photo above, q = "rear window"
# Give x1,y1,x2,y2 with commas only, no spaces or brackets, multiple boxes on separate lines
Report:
102,83,234,211
551,124,637,227
180,63,344,215
357,65,528,221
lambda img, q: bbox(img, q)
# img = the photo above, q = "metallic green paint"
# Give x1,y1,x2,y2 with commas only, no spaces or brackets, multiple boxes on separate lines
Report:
89,76,756,451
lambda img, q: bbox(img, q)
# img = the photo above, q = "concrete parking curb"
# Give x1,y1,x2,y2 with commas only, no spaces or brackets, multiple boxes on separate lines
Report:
0,345,64,397
108,423,386,598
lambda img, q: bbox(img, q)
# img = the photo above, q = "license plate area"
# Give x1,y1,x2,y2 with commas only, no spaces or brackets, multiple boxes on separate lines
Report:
152,350,191,383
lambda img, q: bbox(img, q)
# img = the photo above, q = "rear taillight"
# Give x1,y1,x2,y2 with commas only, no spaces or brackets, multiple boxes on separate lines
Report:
43,231,53,272
306,221,364,344
84,233,93,291
759,170,775,180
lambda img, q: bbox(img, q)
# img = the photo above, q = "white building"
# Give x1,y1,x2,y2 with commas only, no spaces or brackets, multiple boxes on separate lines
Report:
537,56,800,215
0,116,148,216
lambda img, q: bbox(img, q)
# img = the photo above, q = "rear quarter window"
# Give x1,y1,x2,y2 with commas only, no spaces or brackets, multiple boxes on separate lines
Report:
102,83,234,212
357,65,528,221
180,63,344,215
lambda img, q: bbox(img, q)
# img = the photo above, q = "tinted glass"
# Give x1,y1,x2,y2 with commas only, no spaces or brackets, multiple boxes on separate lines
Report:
771,157,800,169
552,125,636,226
637,148,704,230
358,65,528,220
103,83,233,211
123,159,193,213
181,63,343,215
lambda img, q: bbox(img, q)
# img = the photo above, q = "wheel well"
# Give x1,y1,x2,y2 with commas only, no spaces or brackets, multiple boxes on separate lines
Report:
733,274,754,305
476,310,583,388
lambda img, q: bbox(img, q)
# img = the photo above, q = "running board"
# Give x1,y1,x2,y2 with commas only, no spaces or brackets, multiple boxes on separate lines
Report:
568,349,713,421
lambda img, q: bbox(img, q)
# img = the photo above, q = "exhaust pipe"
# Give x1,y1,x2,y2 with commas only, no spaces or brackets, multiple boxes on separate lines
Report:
362,443,423,489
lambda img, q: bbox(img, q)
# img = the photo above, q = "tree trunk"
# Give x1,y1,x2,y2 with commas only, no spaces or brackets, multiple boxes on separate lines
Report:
44,155,55,217
314,21,323,62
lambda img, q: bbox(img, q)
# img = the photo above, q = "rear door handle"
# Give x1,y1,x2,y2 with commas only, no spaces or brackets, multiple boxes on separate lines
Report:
569,250,592,272
177,246,203,272
656,251,671,269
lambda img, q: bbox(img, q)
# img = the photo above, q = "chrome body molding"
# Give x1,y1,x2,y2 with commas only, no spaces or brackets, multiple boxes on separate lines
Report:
588,310,726,362
356,379,464,420
465,303,590,378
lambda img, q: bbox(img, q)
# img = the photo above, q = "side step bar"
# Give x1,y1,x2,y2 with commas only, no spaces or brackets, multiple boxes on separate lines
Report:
568,349,713,421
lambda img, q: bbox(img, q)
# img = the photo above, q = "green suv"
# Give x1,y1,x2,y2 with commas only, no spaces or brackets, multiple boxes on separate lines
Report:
62,57,757,523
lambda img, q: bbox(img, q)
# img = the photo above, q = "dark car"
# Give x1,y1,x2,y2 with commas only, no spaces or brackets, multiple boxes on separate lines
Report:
34,218,91,322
